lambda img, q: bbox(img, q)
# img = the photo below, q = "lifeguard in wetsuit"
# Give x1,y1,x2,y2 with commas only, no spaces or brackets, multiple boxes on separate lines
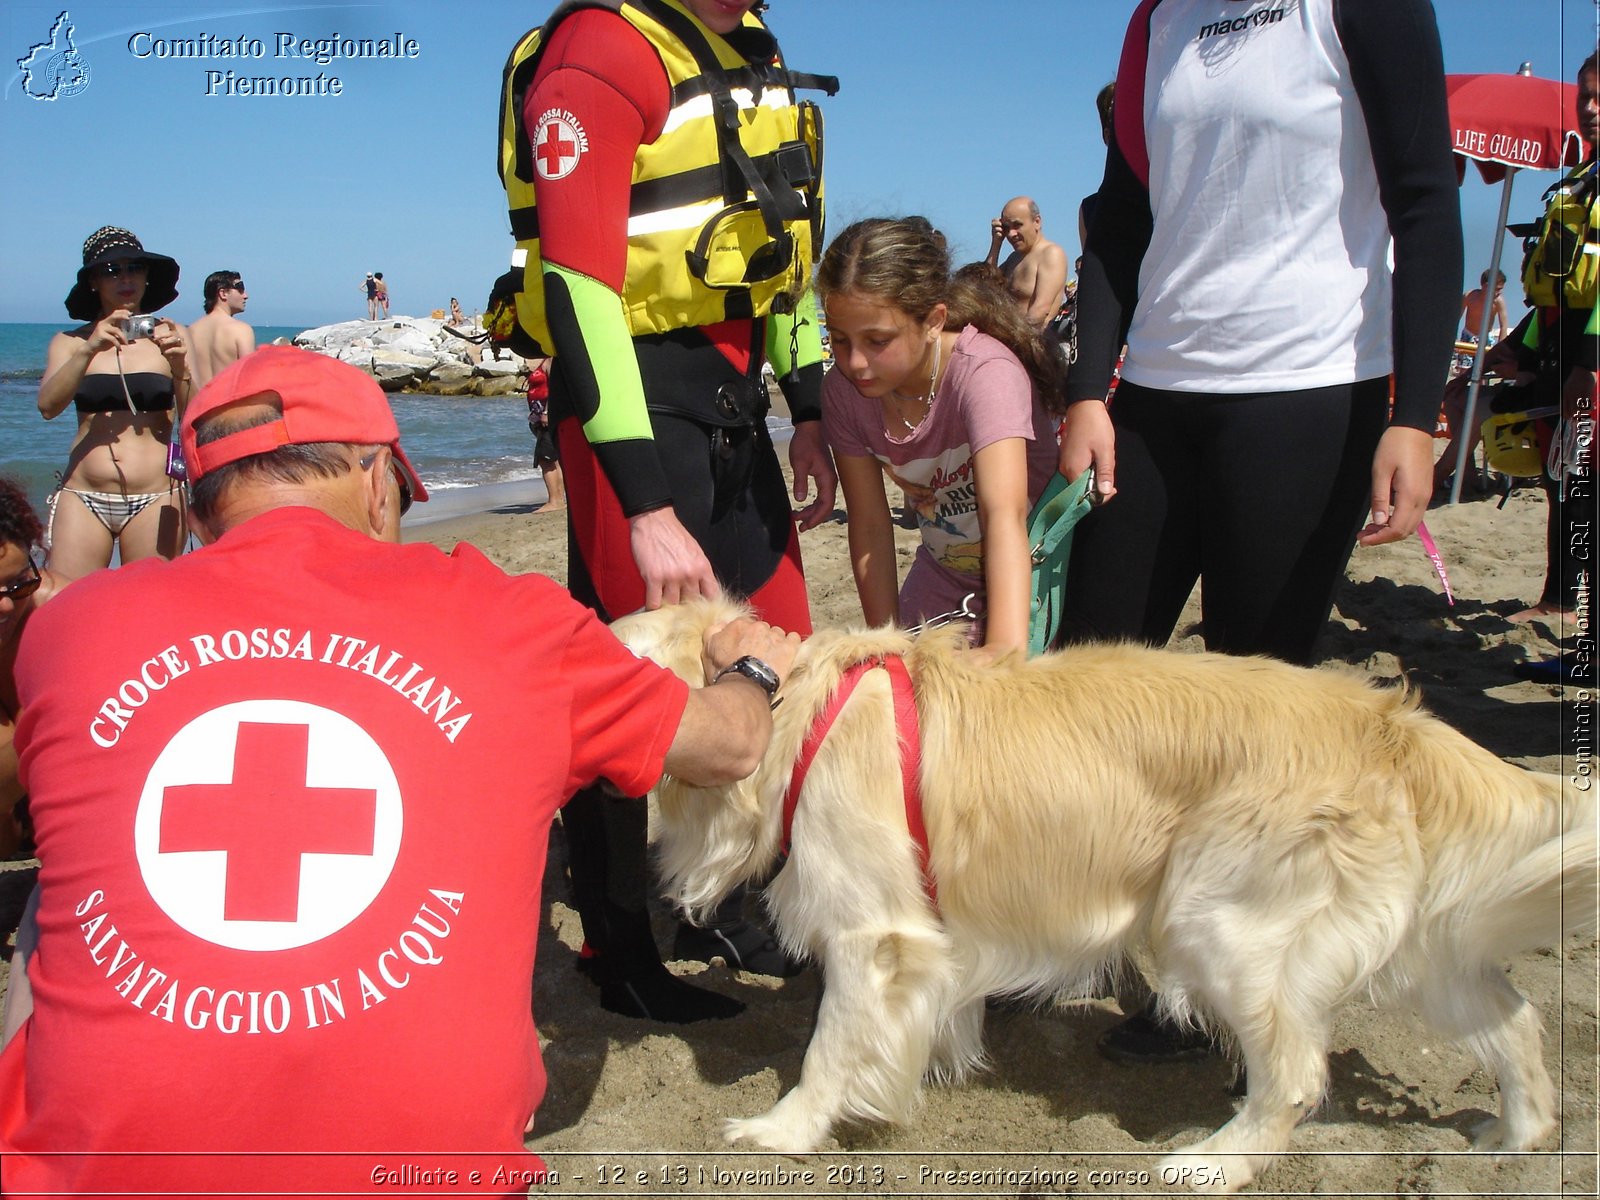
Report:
500,0,836,1021
1503,58,1597,660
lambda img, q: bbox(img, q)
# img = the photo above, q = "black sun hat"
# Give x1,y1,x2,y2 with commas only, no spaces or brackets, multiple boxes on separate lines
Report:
64,226,180,322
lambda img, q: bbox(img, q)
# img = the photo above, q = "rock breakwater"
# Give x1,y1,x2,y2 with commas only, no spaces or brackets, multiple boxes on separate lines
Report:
290,317,530,396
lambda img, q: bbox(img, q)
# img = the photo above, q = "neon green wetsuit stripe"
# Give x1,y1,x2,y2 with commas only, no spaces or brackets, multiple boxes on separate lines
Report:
544,262,654,445
1522,314,1539,355
765,287,826,377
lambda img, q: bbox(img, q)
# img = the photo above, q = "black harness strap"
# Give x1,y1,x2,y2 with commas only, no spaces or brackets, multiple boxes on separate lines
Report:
786,70,840,97
634,0,789,234
508,148,806,241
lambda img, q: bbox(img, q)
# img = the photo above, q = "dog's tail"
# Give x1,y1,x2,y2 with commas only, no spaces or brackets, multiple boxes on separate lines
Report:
1469,787,1598,959
1408,721,1597,960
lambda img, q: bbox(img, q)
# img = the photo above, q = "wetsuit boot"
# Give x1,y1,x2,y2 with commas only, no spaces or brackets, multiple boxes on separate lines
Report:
672,887,803,978
562,787,742,1023
1096,996,1216,1064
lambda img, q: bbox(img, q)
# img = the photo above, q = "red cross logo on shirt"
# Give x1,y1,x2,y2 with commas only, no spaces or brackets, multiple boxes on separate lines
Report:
533,111,587,180
537,122,575,175
159,722,378,923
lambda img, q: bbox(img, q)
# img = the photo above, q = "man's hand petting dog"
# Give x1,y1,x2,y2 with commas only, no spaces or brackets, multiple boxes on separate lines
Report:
662,617,802,788
703,617,802,688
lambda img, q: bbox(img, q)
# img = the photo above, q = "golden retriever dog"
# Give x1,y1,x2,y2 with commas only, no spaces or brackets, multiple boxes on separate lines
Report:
612,599,1595,1194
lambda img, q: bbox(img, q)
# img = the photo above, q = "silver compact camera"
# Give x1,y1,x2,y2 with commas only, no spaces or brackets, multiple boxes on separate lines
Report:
121,314,159,340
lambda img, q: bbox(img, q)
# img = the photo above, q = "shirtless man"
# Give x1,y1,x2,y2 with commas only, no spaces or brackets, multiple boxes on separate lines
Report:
985,196,1070,331
1460,269,1510,345
188,270,255,386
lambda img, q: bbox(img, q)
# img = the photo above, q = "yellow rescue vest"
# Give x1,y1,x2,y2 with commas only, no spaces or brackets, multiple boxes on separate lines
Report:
1522,161,1599,311
498,0,833,354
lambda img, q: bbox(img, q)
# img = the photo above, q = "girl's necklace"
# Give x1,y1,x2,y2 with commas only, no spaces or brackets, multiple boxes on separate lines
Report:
888,336,941,434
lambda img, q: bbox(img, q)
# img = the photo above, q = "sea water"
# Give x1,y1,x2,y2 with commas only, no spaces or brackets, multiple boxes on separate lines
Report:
0,322,541,520
0,323,794,529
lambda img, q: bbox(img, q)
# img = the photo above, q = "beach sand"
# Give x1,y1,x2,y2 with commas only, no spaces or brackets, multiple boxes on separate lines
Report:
397,462,1594,1197
0,453,1590,1197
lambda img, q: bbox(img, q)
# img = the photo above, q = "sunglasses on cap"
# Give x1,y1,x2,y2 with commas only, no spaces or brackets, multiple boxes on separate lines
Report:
359,448,414,516
97,260,150,278
1,556,42,602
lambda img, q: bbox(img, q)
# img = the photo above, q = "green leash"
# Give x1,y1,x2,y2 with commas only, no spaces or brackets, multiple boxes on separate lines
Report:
1026,469,1096,656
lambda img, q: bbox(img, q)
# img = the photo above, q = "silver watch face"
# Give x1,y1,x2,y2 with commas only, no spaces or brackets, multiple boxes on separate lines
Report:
729,656,779,695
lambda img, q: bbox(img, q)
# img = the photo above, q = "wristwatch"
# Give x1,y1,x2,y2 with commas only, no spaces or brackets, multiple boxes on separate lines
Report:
713,655,781,706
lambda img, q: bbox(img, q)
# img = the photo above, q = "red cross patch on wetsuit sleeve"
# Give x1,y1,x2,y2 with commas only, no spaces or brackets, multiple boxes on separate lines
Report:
528,10,670,289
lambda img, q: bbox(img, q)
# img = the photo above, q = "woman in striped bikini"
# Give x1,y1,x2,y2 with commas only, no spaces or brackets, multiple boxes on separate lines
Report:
37,227,194,576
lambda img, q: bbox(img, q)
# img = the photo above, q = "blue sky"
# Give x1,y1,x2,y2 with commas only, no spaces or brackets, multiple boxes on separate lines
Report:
1,0,1595,328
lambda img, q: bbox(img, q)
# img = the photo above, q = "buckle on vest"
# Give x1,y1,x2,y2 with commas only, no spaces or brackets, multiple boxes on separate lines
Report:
715,382,745,422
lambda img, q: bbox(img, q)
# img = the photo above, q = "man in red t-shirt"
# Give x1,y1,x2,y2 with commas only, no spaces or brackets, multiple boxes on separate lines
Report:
0,347,797,1196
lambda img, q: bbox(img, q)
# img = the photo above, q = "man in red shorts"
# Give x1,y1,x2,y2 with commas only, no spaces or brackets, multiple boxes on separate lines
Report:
499,0,836,1020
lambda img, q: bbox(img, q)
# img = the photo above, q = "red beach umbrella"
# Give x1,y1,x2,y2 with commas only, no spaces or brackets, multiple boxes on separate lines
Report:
1443,65,1587,503
1448,71,1583,183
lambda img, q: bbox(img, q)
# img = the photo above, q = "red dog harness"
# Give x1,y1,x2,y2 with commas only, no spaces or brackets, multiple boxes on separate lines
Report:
781,656,937,906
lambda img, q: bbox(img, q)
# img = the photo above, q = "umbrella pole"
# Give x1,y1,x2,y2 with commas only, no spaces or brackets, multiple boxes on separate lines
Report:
1449,165,1520,505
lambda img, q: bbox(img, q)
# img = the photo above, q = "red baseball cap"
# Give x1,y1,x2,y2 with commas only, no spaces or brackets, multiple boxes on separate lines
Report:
181,345,428,502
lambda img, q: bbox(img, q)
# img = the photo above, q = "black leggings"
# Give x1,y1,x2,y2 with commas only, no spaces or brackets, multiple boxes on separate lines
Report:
1060,378,1389,665
560,409,810,954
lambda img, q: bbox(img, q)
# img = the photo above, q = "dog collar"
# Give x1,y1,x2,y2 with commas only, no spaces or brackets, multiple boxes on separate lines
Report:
782,655,936,907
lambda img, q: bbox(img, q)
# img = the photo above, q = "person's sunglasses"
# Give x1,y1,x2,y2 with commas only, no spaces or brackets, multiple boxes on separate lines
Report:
97,260,149,278
391,463,414,516
1,556,42,602
224,280,244,292
359,449,414,516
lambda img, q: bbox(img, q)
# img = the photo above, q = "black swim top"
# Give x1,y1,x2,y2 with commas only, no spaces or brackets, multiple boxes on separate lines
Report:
74,372,174,415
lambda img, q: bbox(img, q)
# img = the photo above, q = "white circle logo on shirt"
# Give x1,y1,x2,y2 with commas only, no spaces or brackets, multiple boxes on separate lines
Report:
532,109,589,180
134,700,403,952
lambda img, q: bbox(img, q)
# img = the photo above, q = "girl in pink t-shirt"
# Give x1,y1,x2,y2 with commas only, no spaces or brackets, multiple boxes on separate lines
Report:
819,218,1067,654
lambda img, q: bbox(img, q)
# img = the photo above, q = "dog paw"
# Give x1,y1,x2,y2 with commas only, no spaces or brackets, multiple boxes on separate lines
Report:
1471,1117,1513,1151
723,1113,818,1154
1471,1114,1550,1153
